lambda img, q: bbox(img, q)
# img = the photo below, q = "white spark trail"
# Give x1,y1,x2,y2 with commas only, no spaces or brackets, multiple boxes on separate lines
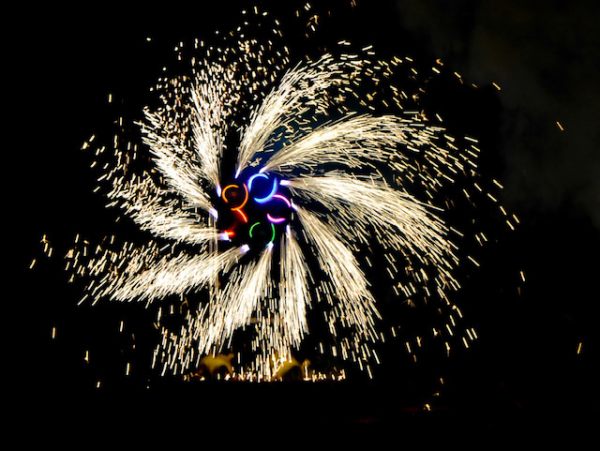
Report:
191,80,226,188
110,246,242,302
141,110,212,211
112,177,217,245
262,114,416,173
296,207,380,342
236,55,360,175
279,226,311,347
288,174,455,268
200,245,274,353
260,111,466,208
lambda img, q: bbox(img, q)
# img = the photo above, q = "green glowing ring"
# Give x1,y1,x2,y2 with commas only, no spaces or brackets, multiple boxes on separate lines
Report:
247,222,276,243
269,223,276,243
249,221,261,238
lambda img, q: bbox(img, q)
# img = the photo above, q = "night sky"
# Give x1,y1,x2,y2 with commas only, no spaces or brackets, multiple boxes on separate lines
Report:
11,0,599,437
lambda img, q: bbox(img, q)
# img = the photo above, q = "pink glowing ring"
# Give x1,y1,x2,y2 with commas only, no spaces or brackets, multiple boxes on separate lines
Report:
267,213,286,224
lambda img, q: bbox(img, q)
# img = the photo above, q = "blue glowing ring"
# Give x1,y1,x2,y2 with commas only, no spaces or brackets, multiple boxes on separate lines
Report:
253,179,278,204
247,173,269,193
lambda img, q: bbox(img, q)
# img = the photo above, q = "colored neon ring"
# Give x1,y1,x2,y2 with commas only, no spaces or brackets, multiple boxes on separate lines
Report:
272,194,291,208
267,213,286,224
232,184,249,210
269,223,276,243
247,221,276,243
221,184,239,203
249,221,261,238
222,184,249,210
253,179,278,204
233,208,248,223
247,173,269,192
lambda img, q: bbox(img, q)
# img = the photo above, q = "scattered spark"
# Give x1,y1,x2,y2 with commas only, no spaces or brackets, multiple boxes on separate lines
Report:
467,256,481,267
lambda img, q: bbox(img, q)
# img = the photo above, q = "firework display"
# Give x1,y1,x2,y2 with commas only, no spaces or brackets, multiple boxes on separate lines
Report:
43,6,517,381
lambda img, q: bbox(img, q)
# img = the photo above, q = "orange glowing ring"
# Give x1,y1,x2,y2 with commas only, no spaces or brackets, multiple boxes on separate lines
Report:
233,208,248,223
222,184,249,223
234,184,249,210
222,184,239,203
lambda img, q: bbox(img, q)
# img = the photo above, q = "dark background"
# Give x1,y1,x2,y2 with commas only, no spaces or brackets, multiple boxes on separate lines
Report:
10,0,599,437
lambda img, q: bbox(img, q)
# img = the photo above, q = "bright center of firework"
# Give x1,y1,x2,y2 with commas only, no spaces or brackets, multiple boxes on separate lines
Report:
217,171,293,248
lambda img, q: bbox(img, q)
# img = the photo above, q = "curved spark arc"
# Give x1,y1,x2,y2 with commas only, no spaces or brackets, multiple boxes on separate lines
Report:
110,246,242,303
112,178,218,246
201,245,274,354
140,110,213,212
287,174,455,268
295,207,380,348
235,55,365,176
279,227,311,347
191,79,226,189
261,114,418,174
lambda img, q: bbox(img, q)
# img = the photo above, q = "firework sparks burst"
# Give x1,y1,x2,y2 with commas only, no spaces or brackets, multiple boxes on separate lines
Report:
54,7,515,380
